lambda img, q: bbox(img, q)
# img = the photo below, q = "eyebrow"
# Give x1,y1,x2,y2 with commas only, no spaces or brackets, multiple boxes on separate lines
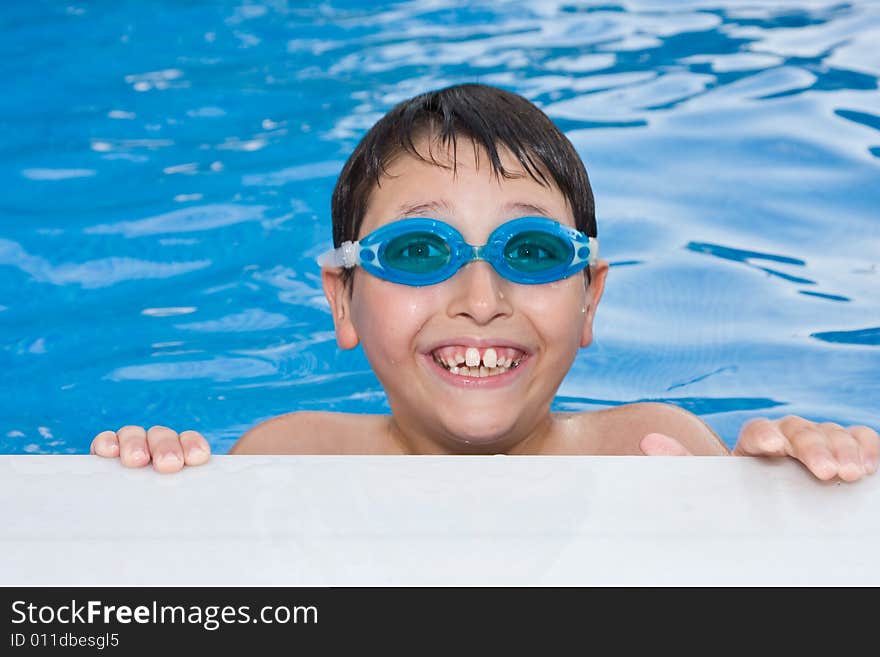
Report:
394,200,553,219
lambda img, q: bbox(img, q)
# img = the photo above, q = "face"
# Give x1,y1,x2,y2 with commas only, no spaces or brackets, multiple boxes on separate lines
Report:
323,136,609,453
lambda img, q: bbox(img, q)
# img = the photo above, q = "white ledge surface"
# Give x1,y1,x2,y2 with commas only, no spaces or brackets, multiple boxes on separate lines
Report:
2,455,878,586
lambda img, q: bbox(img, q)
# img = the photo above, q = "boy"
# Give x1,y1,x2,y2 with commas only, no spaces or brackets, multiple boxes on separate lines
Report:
91,84,878,480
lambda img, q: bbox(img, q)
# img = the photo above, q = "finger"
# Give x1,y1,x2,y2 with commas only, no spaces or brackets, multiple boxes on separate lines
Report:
786,424,839,481
822,422,863,482
179,430,211,466
116,425,151,468
733,417,789,456
849,425,879,475
90,430,120,458
640,433,693,456
146,425,184,474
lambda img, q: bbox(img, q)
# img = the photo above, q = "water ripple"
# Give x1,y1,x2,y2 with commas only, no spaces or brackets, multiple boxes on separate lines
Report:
553,395,787,415
107,357,277,382
85,204,268,238
0,238,211,289
811,326,880,346
176,308,290,333
2,0,878,452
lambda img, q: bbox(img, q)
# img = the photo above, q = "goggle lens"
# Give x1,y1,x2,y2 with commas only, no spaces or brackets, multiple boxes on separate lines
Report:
383,232,451,274
502,230,571,273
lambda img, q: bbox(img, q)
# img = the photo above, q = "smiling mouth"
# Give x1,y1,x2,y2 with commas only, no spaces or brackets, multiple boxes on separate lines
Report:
430,345,525,378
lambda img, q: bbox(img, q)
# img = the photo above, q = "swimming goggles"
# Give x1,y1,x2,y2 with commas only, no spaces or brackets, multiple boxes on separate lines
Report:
317,216,598,286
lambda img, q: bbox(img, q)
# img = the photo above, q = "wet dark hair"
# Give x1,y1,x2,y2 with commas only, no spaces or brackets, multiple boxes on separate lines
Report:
330,83,596,288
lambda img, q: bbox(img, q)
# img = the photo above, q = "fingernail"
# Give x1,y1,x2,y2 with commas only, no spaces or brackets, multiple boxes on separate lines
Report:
762,435,784,452
840,462,862,482
864,458,877,475
160,452,182,465
816,459,837,480
130,448,147,463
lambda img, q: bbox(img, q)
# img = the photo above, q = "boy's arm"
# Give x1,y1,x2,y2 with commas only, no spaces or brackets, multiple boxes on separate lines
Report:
732,416,878,481
90,411,310,470
630,403,730,456
229,411,351,454
90,411,309,472
90,425,211,474
640,410,879,482
228,412,302,454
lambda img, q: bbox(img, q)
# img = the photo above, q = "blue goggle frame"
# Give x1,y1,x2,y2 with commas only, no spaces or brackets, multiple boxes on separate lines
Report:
317,216,598,286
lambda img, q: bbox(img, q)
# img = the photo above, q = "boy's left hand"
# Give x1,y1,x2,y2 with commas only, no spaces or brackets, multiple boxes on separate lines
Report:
641,416,879,482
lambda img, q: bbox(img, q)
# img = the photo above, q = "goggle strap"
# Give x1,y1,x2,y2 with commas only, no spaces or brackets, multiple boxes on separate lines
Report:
317,240,360,269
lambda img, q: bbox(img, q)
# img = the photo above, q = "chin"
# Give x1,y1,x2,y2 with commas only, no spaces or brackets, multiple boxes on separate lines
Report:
442,416,521,452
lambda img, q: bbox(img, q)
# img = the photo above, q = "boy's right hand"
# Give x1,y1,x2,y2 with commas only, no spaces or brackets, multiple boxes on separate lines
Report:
90,425,211,474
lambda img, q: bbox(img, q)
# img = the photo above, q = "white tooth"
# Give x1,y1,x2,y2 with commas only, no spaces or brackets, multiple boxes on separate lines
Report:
455,353,465,365
483,348,497,368
450,366,459,375
465,347,480,367
479,366,488,377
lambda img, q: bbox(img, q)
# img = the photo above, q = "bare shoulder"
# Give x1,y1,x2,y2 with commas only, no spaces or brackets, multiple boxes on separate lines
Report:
229,411,397,454
586,402,730,455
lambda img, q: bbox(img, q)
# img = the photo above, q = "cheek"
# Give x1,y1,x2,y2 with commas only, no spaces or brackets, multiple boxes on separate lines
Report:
520,279,586,346
350,278,439,363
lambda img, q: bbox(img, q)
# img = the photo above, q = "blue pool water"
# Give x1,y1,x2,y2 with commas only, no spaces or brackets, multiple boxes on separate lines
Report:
1,0,878,454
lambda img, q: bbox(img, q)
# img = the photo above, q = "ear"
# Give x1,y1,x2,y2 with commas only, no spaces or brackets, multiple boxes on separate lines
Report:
322,268,360,350
580,259,609,348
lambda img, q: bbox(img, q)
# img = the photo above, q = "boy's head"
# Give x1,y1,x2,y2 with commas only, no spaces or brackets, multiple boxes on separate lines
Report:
330,83,597,290
321,83,609,453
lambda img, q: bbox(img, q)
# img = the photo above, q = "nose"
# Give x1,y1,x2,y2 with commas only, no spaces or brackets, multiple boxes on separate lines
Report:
446,260,513,325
